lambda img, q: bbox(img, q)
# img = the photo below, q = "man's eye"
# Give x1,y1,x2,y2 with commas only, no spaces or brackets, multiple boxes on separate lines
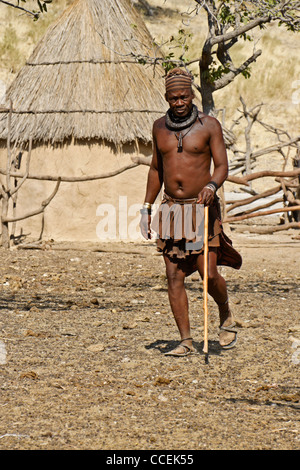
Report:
170,97,188,102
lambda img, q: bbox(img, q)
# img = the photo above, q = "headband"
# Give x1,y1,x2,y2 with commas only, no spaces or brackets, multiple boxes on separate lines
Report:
165,69,193,93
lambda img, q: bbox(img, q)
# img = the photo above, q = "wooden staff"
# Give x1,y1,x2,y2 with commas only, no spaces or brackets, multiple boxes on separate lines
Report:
203,205,209,363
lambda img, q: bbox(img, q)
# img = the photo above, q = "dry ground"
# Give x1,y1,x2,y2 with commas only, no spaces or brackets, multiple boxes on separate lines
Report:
0,230,299,450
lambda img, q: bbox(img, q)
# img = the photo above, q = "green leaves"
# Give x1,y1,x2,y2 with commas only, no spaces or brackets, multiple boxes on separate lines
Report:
204,60,231,83
15,0,53,20
216,0,300,32
36,0,52,13
161,29,193,73
218,2,236,25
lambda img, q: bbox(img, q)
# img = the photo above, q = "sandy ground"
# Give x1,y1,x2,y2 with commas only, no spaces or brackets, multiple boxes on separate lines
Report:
0,230,299,450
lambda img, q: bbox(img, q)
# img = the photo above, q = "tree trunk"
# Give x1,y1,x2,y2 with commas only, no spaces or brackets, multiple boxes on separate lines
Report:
294,153,300,221
1,196,10,248
199,47,215,115
200,76,215,115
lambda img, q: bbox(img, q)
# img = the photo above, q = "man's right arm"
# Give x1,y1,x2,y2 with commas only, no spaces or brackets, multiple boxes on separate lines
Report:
143,133,163,205
140,130,163,239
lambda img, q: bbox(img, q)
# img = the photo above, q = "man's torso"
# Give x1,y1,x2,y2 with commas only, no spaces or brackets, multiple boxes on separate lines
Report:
153,113,214,199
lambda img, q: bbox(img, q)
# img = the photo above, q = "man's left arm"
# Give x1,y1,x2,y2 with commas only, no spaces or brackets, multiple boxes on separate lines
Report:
198,118,228,205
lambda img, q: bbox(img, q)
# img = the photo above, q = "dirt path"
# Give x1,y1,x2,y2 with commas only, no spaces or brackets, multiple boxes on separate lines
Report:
0,231,299,450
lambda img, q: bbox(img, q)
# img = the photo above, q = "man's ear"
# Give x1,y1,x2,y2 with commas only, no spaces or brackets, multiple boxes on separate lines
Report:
164,93,168,102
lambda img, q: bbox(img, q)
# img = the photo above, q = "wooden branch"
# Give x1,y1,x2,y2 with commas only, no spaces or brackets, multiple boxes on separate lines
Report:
0,180,6,199
0,161,139,183
224,204,300,223
230,197,283,218
229,164,257,176
2,178,61,224
233,222,300,234
26,59,148,66
226,185,282,212
214,50,262,91
2,157,297,190
6,100,12,193
282,188,300,206
275,177,300,188
131,155,151,165
0,108,163,115
226,175,248,185
10,138,32,197
210,16,271,47
251,136,300,159
0,0,39,18
244,169,300,182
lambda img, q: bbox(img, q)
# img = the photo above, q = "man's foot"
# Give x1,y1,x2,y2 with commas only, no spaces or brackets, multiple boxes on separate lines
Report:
218,299,237,349
219,318,237,349
165,337,195,357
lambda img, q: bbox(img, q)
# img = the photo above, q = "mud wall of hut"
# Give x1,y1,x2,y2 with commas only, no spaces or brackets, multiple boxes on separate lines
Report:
0,139,153,243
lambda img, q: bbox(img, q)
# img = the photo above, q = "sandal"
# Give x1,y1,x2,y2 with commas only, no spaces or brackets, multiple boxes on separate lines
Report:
219,323,237,349
165,337,194,357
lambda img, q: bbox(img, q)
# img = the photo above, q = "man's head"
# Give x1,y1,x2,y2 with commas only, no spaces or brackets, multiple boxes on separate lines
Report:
165,68,194,118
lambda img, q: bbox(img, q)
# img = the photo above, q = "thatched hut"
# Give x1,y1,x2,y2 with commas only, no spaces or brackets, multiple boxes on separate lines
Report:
0,0,167,242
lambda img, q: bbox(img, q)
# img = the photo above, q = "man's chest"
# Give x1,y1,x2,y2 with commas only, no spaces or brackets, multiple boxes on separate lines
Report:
156,124,210,156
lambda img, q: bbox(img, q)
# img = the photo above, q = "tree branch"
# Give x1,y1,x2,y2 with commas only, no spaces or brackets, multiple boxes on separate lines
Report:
0,0,39,18
210,15,271,46
252,136,300,159
2,178,61,223
226,185,282,212
224,204,300,223
243,168,300,182
213,50,262,91
10,138,32,197
0,161,139,183
233,221,300,234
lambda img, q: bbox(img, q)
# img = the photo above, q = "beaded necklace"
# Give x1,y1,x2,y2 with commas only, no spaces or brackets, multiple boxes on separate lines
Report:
165,104,200,153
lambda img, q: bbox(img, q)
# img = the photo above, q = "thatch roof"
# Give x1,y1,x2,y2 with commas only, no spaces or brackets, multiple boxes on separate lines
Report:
0,0,167,145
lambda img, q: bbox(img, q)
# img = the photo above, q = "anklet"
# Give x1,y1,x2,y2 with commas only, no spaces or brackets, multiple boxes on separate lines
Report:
216,298,229,306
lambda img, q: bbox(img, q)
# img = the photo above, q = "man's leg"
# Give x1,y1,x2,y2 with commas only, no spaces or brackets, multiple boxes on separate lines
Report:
163,253,194,354
196,248,237,348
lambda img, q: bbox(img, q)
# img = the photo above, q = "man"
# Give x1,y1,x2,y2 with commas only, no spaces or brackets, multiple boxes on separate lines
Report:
140,68,242,356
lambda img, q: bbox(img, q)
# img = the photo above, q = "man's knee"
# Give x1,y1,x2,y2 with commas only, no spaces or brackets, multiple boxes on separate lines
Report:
165,266,185,289
207,270,220,286
166,269,184,285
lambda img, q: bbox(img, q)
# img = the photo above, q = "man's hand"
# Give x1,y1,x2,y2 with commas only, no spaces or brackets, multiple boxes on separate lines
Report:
140,213,151,239
197,186,215,206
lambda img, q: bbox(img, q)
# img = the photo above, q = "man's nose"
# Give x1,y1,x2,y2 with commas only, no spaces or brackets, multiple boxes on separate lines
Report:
175,99,184,106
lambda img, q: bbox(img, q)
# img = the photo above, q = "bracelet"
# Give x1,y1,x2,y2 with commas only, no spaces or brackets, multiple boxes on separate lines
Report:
209,181,218,191
205,181,218,193
140,203,152,215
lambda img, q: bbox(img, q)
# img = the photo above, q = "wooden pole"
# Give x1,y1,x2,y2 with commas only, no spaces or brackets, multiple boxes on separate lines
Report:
203,205,209,363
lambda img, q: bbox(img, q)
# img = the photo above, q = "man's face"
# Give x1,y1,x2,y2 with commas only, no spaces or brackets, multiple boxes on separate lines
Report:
165,87,194,117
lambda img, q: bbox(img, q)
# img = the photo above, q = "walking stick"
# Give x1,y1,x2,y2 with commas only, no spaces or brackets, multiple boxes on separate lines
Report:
203,205,209,364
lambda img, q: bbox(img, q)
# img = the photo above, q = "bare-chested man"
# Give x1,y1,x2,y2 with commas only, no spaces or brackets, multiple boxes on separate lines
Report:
140,68,242,356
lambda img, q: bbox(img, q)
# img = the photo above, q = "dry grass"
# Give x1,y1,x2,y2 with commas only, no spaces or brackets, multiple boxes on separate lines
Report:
0,24,24,73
